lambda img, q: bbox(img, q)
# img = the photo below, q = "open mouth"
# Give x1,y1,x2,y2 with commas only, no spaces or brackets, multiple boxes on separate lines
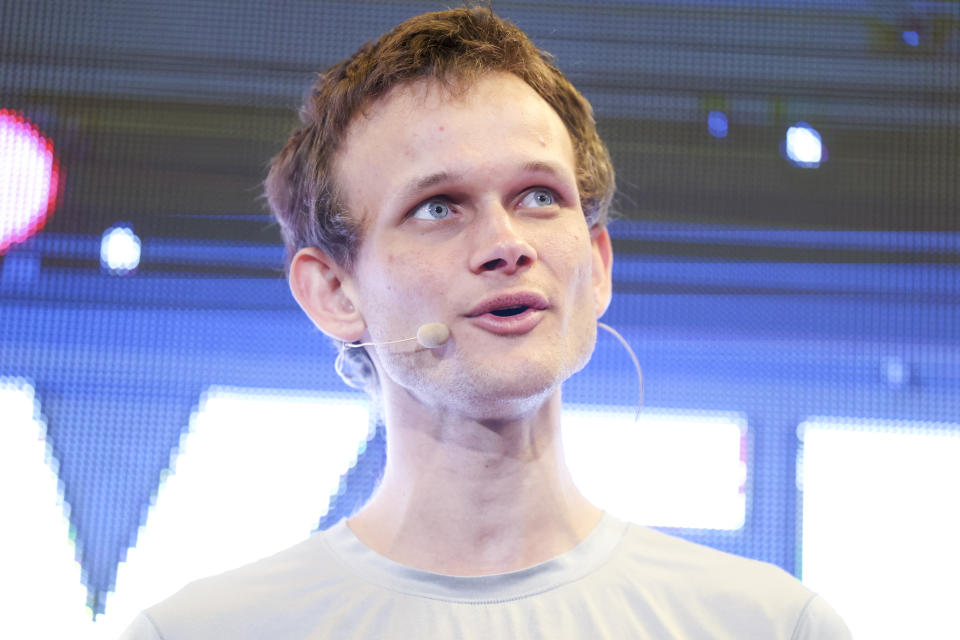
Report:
466,292,549,322
489,305,529,317
467,294,546,335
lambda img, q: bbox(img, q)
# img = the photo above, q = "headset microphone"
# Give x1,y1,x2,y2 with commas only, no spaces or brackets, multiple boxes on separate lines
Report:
415,322,451,348
597,321,644,421
335,323,448,389
345,322,450,350
338,321,641,420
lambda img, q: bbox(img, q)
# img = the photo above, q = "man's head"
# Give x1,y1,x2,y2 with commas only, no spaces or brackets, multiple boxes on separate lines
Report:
266,5,614,269
266,6,615,397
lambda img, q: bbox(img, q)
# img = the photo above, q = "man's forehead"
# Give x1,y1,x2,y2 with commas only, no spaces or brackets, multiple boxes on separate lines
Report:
332,76,476,196
335,72,572,179
350,72,512,136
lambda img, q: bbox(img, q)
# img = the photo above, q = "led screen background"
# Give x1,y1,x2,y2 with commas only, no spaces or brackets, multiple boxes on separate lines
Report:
1,0,958,633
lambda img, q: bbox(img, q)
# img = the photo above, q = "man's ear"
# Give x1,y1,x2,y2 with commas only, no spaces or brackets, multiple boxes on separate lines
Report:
590,226,614,318
288,247,366,342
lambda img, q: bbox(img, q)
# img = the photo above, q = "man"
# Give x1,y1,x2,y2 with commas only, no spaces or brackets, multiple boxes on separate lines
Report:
121,6,849,638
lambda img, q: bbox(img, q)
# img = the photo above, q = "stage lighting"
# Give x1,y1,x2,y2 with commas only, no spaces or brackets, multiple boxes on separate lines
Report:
800,418,960,639
564,407,747,530
100,225,141,274
782,122,824,168
105,387,369,632
0,110,60,253
902,30,920,47
707,111,728,138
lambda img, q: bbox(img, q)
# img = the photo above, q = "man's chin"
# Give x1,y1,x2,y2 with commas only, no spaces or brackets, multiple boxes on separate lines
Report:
445,360,572,415
380,342,591,417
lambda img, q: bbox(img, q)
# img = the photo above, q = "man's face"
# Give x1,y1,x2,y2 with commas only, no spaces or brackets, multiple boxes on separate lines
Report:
334,72,612,417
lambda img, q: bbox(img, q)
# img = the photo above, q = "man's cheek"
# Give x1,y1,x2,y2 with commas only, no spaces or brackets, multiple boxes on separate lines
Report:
419,274,452,306
385,265,448,310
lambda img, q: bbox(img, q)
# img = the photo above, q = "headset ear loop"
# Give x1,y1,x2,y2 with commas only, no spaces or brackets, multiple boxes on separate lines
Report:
597,321,643,421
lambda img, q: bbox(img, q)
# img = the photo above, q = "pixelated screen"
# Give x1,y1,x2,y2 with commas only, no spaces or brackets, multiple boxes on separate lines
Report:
1,1,958,638
799,417,960,639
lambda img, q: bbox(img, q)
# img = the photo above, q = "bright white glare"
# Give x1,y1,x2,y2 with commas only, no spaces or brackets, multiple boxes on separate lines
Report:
0,110,59,252
563,406,746,530
0,378,97,640
800,418,960,640
783,122,823,168
100,387,369,637
100,225,141,274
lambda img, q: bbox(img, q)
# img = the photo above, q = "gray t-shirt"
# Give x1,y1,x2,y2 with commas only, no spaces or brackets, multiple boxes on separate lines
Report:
120,513,850,639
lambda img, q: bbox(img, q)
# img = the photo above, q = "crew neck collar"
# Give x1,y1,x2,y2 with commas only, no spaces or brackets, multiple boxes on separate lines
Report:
320,512,629,604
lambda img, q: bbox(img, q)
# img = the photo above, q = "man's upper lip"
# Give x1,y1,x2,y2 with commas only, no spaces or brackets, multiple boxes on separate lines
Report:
466,292,549,317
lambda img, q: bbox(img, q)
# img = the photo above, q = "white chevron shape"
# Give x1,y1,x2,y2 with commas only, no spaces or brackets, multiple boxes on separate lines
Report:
1,381,370,639
0,378,99,639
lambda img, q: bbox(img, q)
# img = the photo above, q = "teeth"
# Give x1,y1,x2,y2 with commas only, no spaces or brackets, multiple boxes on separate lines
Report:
490,305,528,317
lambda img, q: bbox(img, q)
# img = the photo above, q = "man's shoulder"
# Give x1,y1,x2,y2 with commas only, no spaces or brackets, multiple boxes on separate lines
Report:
139,530,363,638
592,522,849,638
120,518,850,640
617,523,801,587
164,531,342,597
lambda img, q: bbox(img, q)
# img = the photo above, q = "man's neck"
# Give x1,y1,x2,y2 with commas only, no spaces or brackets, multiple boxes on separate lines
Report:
346,390,602,576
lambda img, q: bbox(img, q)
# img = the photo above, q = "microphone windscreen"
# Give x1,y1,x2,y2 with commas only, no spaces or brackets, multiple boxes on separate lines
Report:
416,322,450,348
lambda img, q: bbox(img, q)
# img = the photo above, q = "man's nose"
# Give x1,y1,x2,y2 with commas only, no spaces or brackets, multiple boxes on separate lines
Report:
468,203,538,275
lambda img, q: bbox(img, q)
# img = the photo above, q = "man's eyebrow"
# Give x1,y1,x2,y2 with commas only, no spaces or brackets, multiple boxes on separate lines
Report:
399,161,572,201
520,160,570,179
400,171,459,201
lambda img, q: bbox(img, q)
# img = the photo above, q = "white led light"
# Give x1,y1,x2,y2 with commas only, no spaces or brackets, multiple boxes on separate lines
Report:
783,122,823,168
0,378,97,639
800,418,960,639
100,225,141,274
564,406,747,530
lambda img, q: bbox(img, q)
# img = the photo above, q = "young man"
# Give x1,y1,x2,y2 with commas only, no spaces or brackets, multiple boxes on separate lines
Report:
121,7,849,638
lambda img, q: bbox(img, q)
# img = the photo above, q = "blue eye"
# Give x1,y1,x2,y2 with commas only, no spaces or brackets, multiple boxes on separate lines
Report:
519,189,555,208
411,200,451,220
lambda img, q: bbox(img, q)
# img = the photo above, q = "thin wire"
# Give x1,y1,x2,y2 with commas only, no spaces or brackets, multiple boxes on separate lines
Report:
335,324,644,420
335,336,418,390
334,345,365,390
597,321,644,421
345,336,418,349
